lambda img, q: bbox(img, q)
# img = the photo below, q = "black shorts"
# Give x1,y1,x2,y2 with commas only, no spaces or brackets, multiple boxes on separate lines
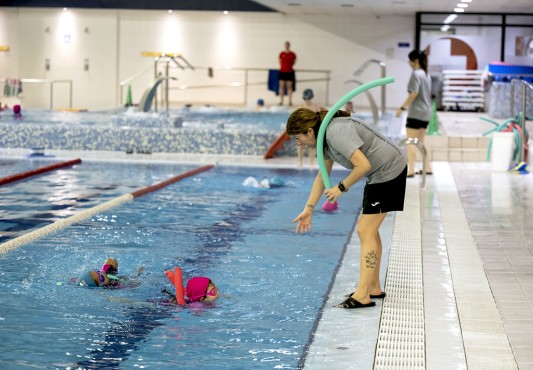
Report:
362,166,407,214
279,71,295,82
406,118,429,130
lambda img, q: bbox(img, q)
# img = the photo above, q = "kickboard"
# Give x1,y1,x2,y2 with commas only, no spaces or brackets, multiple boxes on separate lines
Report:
264,132,290,159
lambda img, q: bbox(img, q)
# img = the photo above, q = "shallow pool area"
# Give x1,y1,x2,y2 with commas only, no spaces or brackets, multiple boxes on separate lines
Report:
0,159,365,369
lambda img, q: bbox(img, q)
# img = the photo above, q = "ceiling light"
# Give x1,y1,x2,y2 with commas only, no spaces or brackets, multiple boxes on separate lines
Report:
457,3,468,7
168,10,173,14
461,0,472,2
454,8,465,12
340,4,354,7
441,25,451,32
287,3,301,6
443,14,457,24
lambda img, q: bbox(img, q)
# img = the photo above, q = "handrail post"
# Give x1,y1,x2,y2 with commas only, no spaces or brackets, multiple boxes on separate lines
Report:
165,58,170,115
510,79,516,117
399,137,427,187
326,71,330,106
522,83,527,132
353,59,387,116
154,57,159,112
244,68,249,106
50,81,53,110
380,62,386,116
69,80,72,108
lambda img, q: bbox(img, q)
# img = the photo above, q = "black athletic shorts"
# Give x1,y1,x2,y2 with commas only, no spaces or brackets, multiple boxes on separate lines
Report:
279,71,295,82
362,166,407,214
406,118,429,130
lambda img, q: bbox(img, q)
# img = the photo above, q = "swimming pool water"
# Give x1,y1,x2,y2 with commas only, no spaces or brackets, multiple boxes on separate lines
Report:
0,159,197,243
0,160,364,369
0,107,289,132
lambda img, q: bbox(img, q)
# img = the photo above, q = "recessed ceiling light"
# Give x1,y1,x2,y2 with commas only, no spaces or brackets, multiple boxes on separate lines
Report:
457,3,468,8
461,0,472,2
441,25,451,32
443,14,457,23
223,10,229,15
454,8,465,12
168,9,173,14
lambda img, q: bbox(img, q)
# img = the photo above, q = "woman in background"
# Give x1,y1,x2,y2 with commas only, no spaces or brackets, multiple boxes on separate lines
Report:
395,50,432,177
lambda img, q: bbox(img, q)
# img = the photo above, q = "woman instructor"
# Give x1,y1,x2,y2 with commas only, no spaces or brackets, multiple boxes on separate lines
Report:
286,108,407,308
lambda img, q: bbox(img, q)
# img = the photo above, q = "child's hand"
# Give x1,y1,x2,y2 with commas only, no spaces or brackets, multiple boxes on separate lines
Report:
161,288,177,302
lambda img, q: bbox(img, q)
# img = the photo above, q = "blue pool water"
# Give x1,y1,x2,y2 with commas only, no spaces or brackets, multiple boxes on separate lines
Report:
0,107,289,132
0,159,364,369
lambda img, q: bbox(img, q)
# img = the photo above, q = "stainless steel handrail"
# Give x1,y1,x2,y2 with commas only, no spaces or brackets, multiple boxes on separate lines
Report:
400,137,427,187
119,65,331,107
353,59,387,116
343,79,379,124
0,78,72,109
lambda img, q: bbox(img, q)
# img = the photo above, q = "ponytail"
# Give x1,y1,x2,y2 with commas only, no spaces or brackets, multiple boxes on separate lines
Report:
408,50,428,74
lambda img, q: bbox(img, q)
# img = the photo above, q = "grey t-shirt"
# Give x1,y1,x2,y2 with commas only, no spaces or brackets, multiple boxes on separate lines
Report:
407,69,432,121
323,117,407,184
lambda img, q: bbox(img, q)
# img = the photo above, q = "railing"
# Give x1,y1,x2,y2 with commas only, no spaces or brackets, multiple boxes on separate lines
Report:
343,79,379,124
399,137,427,187
119,65,331,108
1,78,72,110
353,59,387,116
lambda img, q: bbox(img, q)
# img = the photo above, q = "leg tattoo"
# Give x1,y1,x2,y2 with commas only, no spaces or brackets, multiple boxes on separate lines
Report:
365,250,378,269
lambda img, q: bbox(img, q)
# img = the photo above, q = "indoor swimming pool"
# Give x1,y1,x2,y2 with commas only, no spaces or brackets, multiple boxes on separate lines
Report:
0,159,364,369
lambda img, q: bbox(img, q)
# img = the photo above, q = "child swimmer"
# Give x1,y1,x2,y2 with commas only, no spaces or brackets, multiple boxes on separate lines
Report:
76,258,142,288
162,276,219,303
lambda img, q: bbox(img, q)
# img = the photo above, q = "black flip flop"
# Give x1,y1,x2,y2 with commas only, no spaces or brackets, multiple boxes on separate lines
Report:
336,297,376,309
345,291,386,299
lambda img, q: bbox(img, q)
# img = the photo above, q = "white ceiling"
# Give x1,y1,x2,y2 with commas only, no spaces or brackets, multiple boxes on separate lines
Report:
253,0,533,16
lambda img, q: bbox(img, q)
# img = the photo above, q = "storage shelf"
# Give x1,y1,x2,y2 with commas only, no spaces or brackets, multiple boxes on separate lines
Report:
442,70,485,111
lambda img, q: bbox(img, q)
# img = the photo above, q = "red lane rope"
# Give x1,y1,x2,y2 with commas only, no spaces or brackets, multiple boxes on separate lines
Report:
0,164,216,255
130,164,214,198
0,158,82,186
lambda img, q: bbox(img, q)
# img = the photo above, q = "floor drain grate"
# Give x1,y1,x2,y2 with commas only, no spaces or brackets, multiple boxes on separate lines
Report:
374,185,425,369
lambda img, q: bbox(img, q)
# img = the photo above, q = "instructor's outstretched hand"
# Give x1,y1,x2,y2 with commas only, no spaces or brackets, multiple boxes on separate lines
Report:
293,209,313,234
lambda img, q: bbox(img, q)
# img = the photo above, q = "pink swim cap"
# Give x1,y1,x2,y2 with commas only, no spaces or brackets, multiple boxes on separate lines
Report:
186,276,211,302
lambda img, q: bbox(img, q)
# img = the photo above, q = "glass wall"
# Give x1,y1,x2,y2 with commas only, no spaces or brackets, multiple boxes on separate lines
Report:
416,12,532,113
417,12,533,68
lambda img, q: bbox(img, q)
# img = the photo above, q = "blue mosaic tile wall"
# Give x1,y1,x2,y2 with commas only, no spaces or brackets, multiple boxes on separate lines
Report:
0,122,297,157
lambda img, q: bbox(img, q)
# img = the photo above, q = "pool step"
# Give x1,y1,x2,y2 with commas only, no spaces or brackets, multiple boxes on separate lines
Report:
420,135,490,162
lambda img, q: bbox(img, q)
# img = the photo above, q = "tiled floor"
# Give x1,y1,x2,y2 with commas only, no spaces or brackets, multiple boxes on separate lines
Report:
2,111,532,369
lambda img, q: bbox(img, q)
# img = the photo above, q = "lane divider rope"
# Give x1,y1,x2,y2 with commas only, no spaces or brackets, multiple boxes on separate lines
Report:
0,158,82,186
0,164,214,255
